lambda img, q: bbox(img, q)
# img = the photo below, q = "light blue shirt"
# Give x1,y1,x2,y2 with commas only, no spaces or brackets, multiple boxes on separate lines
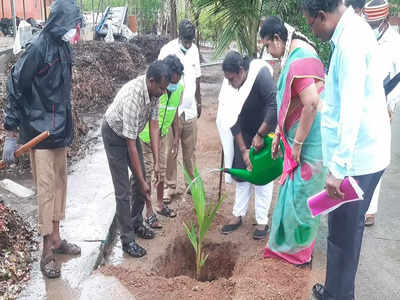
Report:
321,7,391,179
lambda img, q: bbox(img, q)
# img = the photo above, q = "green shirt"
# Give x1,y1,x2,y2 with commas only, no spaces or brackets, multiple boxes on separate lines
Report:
139,83,183,143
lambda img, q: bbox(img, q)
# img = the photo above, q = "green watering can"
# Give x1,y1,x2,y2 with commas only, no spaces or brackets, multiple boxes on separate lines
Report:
223,133,284,185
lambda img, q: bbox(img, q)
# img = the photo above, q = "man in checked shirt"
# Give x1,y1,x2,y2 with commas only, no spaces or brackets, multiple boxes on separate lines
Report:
102,61,169,257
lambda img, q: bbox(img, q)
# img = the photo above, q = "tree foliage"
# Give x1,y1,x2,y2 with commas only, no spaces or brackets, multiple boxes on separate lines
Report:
192,0,331,65
194,0,268,57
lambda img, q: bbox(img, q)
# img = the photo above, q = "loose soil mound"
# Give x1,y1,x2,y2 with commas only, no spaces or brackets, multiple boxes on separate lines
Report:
101,256,312,300
130,35,170,63
0,201,38,299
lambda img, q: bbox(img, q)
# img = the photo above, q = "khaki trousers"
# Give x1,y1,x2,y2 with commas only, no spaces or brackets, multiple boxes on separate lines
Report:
141,134,167,184
165,114,197,191
30,148,67,236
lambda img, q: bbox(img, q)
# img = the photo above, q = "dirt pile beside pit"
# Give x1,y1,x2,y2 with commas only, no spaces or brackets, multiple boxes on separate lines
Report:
0,201,38,299
130,35,170,63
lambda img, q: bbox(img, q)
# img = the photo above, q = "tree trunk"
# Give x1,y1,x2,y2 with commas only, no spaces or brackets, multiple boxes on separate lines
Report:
169,0,177,38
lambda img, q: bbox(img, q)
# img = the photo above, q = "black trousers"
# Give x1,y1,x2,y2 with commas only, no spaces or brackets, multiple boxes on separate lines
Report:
101,120,146,245
323,169,385,300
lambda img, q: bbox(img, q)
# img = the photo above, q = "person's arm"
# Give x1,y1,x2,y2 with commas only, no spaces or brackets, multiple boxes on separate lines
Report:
171,112,180,159
291,78,321,164
252,67,277,152
149,102,160,184
231,114,252,171
195,46,202,118
325,41,367,199
328,46,366,180
4,43,42,132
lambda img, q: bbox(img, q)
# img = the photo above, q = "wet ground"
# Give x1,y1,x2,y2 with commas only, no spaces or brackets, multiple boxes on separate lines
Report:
0,45,399,298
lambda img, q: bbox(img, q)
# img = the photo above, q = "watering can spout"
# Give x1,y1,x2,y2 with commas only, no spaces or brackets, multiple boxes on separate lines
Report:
223,168,253,182
222,134,284,186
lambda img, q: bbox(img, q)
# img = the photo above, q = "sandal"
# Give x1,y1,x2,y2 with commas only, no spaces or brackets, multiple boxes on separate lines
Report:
145,213,162,229
221,217,242,235
135,225,155,239
312,283,325,300
53,239,81,255
157,204,177,218
40,254,60,279
253,225,269,240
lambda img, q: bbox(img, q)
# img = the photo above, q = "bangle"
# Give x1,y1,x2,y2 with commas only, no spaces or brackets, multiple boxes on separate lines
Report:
293,139,303,145
256,131,265,138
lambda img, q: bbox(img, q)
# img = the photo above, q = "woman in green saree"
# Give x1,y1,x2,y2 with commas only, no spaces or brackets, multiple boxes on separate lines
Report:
260,17,327,265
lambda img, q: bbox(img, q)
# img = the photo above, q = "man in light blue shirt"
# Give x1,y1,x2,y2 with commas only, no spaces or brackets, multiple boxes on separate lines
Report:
302,0,391,299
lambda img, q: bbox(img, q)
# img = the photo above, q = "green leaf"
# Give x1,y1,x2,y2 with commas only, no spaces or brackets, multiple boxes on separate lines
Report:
199,195,226,243
183,222,198,253
180,164,206,228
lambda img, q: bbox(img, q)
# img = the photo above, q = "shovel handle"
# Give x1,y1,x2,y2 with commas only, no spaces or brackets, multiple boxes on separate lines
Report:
0,131,50,169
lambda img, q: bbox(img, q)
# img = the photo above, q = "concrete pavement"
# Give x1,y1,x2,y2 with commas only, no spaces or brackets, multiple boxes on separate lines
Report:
0,123,132,299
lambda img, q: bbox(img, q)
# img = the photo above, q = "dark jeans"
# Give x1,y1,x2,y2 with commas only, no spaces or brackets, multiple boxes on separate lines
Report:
101,120,146,245
323,169,385,300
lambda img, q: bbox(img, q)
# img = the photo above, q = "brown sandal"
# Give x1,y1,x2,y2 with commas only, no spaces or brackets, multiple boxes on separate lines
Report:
40,254,60,279
53,239,81,255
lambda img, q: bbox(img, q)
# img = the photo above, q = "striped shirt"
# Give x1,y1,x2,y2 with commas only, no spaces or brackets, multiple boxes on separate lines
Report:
105,75,159,140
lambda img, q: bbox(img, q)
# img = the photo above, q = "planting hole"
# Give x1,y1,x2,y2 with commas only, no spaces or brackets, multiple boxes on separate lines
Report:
154,235,239,282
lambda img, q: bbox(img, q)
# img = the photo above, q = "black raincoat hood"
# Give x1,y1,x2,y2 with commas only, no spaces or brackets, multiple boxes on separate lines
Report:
43,0,82,38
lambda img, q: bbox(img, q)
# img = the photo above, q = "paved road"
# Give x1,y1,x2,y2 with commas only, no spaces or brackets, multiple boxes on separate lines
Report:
313,113,400,300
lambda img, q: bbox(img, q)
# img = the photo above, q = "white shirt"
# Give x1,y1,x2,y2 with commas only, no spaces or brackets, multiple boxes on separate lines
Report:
158,39,201,120
379,26,400,112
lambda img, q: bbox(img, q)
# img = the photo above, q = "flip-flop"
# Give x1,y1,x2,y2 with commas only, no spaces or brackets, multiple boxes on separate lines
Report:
40,254,60,279
157,205,177,218
53,239,81,255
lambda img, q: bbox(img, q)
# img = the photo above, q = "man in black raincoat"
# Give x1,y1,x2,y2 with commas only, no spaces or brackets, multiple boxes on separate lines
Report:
2,0,82,278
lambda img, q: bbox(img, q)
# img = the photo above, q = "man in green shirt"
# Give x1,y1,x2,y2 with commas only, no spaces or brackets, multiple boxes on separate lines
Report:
139,55,184,228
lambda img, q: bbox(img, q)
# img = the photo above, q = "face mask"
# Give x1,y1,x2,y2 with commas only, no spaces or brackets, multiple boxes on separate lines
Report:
62,28,77,42
180,44,188,53
167,83,178,92
373,23,384,40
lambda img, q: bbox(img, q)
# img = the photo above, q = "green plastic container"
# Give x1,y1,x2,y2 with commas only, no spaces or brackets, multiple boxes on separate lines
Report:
224,133,283,185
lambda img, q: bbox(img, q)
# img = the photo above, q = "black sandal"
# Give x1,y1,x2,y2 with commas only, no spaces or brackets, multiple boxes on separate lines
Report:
312,283,325,300
253,225,270,240
145,213,162,229
221,217,242,234
157,204,177,218
135,225,155,239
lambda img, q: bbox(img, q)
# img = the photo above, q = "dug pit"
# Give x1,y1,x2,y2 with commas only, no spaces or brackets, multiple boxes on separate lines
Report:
154,235,239,282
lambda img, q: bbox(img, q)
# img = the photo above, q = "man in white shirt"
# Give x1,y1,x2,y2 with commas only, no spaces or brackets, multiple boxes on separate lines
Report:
158,19,202,201
364,0,400,226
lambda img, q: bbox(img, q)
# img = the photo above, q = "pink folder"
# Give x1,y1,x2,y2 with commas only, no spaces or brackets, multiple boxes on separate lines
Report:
307,177,364,217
